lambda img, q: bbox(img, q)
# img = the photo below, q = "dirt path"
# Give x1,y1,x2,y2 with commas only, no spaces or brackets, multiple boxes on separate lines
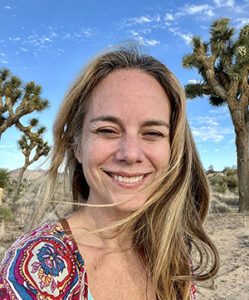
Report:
197,213,249,299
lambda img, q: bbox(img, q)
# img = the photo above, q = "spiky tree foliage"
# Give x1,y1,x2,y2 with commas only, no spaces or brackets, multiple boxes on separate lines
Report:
0,68,49,140
182,18,249,212
12,120,50,200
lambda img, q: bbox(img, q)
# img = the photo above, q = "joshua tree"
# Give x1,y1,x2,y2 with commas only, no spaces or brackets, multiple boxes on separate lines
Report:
0,68,49,140
0,168,9,206
182,18,249,212
12,119,50,200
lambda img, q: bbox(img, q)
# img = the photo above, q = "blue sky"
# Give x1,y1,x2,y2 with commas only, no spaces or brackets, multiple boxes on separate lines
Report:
1,0,248,171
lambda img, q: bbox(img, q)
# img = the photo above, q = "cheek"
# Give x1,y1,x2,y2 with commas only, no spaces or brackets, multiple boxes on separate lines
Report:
149,144,171,171
81,140,113,172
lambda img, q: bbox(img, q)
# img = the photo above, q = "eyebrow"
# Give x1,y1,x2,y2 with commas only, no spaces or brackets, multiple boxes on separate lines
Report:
90,115,170,129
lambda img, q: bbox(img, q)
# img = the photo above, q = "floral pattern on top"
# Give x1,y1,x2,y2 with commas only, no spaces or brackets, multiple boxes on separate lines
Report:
0,223,88,300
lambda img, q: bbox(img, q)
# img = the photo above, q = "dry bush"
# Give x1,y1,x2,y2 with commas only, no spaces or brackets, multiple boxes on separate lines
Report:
209,175,227,194
210,198,232,213
212,192,239,209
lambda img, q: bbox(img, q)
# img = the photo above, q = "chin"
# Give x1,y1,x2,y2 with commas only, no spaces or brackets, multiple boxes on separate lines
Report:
109,195,147,213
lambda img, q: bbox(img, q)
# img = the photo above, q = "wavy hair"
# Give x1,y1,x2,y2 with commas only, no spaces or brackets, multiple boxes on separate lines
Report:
35,44,219,300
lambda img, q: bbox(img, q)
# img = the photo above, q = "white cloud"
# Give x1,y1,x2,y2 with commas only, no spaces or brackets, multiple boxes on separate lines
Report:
191,126,224,142
1,60,8,64
197,116,219,126
188,79,201,84
135,16,152,23
188,4,211,14
130,30,160,47
180,33,193,45
174,4,215,19
191,114,234,143
229,139,235,143
145,39,160,46
122,15,161,27
9,37,21,41
49,32,57,37
213,0,221,5
4,5,11,10
130,30,139,37
209,106,229,115
165,13,174,21
215,149,220,152
207,119,219,126
0,53,6,57
0,145,14,148
206,10,215,17
6,25,96,58
235,18,249,28
34,37,53,44
82,29,94,37
169,28,193,45
213,0,235,7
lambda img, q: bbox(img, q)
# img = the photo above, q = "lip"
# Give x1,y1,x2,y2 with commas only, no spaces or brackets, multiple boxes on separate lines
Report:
103,170,149,177
102,170,152,189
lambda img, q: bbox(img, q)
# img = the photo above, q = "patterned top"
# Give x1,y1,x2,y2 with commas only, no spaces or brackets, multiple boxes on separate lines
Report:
0,223,88,300
0,222,197,300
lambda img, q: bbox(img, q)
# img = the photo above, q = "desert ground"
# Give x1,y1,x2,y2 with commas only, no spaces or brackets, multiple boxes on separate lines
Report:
198,211,249,299
0,172,248,299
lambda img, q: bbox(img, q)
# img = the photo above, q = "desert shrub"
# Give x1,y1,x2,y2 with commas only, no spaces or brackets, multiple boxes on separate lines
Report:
0,169,10,189
224,176,238,191
209,175,227,193
223,167,237,177
6,185,14,194
210,199,232,213
219,196,239,207
0,206,13,221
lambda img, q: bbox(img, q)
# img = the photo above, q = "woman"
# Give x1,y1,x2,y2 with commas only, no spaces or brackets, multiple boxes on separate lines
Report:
0,45,219,300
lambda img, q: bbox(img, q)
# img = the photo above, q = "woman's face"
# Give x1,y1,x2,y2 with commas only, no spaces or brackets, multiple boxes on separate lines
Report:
75,69,171,212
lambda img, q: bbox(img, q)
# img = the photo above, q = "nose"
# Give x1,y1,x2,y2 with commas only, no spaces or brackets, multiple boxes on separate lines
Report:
115,135,145,164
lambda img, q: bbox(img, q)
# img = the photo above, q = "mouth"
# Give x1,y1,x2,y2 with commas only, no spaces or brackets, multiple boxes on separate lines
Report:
104,171,148,184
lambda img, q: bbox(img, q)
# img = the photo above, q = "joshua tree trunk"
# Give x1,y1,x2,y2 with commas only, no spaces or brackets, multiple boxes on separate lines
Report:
235,127,249,212
12,165,27,201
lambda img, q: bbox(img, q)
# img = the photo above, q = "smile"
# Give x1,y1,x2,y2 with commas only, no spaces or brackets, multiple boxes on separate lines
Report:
112,174,145,183
104,171,147,184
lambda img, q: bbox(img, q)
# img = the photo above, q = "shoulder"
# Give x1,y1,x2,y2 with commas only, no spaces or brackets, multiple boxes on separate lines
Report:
0,223,88,299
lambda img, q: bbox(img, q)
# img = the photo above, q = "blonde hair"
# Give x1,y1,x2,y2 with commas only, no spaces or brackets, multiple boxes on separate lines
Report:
35,45,219,299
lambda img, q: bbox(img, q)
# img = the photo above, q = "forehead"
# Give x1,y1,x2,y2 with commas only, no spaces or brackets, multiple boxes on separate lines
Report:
86,69,171,121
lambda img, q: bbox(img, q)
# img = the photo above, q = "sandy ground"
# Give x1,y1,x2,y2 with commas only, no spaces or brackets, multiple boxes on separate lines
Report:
197,212,249,299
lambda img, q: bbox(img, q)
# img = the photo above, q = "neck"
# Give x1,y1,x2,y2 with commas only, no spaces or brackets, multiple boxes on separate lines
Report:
67,206,134,251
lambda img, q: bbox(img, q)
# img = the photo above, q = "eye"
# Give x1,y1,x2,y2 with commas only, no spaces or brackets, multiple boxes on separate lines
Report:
143,131,165,140
96,127,120,138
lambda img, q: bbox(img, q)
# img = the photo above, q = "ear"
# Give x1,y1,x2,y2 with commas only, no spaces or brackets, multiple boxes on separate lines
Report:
73,146,82,164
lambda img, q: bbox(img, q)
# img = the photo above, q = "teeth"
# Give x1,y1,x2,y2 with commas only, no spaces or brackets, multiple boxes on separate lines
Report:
112,174,144,183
